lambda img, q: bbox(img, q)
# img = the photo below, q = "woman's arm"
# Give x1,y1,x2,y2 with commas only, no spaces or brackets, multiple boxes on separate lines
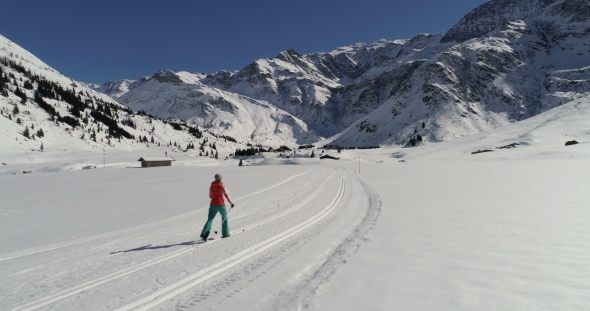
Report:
223,185,234,206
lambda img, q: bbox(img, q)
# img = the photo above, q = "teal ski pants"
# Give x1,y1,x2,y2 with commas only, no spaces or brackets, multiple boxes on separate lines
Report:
200,205,230,237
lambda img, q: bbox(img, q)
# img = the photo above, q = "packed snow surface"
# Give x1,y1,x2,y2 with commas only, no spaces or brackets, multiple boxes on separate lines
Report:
1,95,589,310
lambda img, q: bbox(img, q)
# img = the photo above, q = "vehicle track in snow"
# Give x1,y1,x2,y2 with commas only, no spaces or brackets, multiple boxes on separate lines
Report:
165,168,372,311
8,169,338,311
285,179,382,311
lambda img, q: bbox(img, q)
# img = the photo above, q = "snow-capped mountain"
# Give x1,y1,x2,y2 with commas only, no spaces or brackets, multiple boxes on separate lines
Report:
91,0,590,147
96,70,321,146
91,79,135,99
335,0,590,146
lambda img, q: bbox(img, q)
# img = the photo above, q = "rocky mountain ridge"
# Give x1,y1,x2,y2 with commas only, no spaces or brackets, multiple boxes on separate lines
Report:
93,0,590,147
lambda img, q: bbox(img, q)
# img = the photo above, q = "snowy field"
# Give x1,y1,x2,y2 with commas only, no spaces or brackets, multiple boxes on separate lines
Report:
1,99,590,310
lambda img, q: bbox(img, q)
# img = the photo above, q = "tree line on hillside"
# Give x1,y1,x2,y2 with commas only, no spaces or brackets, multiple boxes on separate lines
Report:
1,56,136,140
234,147,267,157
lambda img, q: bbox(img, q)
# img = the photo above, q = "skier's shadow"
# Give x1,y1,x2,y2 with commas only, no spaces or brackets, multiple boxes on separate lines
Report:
110,241,197,254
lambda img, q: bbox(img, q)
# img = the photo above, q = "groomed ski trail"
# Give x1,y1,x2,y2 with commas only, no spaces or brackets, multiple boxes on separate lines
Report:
115,169,349,311
0,170,313,263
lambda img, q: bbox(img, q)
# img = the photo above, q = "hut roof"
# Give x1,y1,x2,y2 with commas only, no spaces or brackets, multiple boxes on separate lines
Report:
138,157,175,162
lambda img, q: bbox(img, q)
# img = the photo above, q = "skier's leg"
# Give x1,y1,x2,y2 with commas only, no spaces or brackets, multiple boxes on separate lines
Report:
220,205,230,237
200,207,218,237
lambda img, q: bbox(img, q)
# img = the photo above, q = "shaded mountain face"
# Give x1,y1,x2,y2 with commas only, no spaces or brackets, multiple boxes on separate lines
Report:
93,0,590,148
333,0,590,147
440,0,559,43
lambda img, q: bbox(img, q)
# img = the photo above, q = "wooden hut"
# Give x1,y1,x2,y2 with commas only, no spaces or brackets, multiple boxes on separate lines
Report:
138,157,175,168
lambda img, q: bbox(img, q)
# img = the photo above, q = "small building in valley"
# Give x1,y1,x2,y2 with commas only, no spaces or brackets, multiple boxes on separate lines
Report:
138,157,175,168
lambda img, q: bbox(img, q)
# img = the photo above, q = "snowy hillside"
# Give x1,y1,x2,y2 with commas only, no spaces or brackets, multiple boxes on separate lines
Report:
0,34,259,172
93,0,590,148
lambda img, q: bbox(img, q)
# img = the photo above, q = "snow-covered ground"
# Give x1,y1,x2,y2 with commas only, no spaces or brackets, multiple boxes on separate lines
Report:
1,97,589,310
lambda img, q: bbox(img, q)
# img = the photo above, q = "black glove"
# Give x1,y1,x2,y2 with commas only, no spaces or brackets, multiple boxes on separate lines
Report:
231,204,235,208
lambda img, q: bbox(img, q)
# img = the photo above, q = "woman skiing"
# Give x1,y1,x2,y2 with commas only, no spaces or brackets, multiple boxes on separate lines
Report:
200,173,234,241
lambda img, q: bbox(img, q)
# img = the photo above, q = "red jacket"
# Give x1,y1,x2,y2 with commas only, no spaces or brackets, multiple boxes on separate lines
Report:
210,181,233,206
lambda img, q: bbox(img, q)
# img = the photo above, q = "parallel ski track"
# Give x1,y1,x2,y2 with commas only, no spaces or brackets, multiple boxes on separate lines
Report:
0,170,312,263
117,169,349,311
12,169,336,311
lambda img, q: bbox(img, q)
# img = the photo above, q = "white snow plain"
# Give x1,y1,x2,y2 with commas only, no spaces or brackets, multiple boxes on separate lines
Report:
1,97,590,310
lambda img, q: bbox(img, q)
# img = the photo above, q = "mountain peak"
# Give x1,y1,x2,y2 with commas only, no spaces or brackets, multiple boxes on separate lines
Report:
441,0,558,43
276,49,303,62
152,69,183,85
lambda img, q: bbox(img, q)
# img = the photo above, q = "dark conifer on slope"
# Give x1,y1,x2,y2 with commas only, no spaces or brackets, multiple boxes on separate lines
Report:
23,126,30,139
23,79,34,90
0,66,8,97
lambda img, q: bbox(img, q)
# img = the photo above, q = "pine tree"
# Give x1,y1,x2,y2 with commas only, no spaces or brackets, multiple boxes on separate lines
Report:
16,117,22,125
422,122,426,129
14,87,27,103
23,80,34,90
36,128,44,137
23,126,30,139
239,159,243,166
311,150,315,158
206,151,209,157
13,104,19,115
0,84,8,97
151,136,154,143
40,143,44,151
215,151,218,159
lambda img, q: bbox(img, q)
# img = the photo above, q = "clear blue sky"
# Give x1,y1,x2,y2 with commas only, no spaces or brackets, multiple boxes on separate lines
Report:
0,0,488,84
